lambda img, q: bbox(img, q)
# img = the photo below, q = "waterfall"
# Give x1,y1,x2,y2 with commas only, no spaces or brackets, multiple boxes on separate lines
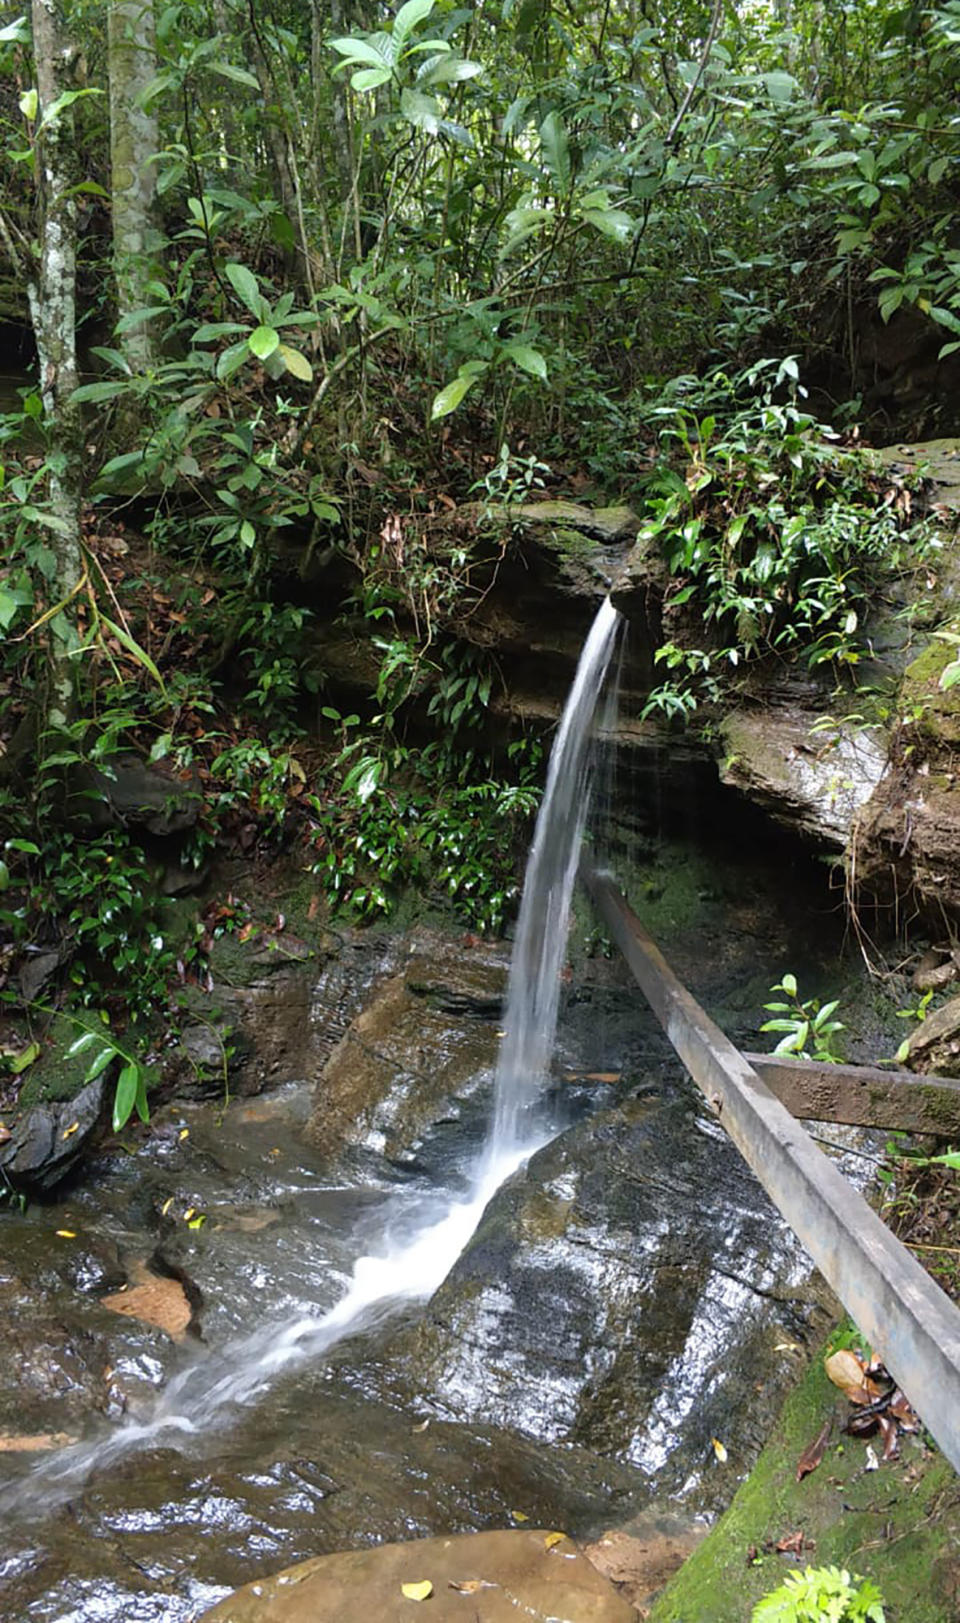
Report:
488,595,622,1157
0,597,622,1516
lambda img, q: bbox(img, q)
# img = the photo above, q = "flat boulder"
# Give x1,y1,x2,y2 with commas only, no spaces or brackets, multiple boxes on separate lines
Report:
199,1528,636,1622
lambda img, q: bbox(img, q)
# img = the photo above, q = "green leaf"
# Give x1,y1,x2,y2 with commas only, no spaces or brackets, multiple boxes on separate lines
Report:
400,87,441,133
504,343,547,380
762,70,797,103
192,321,248,342
18,87,37,121
394,0,435,43
208,61,260,89
580,205,633,242
6,839,41,855
248,324,280,360
67,1031,99,1057
224,261,266,321
113,1061,140,1131
277,343,313,382
540,110,571,195
70,380,131,404
9,1041,40,1074
781,973,798,996
85,1046,115,1083
0,860,7,891
100,614,166,692
431,370,481,419
216,340,252,380
329,36,391,68
419,55,482,87
929,1151,960,1171
240,520,256,547
351,65,393,90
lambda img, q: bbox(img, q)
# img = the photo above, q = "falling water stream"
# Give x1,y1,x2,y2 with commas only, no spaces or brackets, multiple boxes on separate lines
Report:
0,597,623,1540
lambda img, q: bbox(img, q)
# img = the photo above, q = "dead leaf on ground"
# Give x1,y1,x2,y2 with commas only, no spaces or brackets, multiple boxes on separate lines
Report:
400,1579,433,1601
824,1348,884,1405
449,1578,496,1593
796,1416,832,1481
544,1532,567,1549
775,1530,807,1557
889,1388,921,1430
878,1414,901,1461
101,1262,192,1340
0,1430,76,1452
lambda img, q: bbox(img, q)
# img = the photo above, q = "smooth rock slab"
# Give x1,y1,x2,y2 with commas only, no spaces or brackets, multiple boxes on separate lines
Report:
200,1529,636,1622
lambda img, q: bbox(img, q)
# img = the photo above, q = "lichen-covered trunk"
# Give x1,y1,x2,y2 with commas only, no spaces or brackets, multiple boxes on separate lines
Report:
107,1,160,375
27,0,83,729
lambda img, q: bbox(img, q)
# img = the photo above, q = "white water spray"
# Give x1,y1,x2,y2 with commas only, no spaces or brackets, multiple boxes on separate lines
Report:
489,595,622,1157
1,597,621,1514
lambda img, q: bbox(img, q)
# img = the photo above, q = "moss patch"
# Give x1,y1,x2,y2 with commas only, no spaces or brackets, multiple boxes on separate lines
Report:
648,1339,960,1622
901,632,960,748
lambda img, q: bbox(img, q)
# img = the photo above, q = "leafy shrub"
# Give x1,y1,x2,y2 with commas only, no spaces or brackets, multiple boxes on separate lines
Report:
752,1564,885,1622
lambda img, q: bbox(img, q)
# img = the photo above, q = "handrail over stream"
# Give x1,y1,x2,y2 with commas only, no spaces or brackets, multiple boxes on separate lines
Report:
581,863,960,1476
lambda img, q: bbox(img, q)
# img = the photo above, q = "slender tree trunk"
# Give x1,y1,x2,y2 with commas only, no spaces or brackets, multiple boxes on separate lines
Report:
27,0,83,729
108,0,161,374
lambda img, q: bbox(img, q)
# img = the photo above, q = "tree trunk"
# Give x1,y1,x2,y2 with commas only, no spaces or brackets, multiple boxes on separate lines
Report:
107,1,161,374
27,0,84,729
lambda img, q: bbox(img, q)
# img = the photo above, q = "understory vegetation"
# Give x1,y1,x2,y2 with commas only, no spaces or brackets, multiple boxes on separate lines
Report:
0,0,958,1120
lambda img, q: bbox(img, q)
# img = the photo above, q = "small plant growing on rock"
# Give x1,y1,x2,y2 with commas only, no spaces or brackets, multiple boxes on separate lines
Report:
752,1563,885,1621
761,973,845,1062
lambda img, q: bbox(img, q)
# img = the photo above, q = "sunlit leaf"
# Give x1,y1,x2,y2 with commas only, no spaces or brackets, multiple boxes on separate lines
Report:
540,110,571,195
400,1579,433,1601
394,0,435,42
19,87,37,122
504,343,547,380
824,1348,882,1405
711,1437,728,1463
431,371,480,420
277,343,313,382
224,261,265,321
112,1061,141,1132
9,1041,40,1074
544,1531,566,1549
55,1230,76,1239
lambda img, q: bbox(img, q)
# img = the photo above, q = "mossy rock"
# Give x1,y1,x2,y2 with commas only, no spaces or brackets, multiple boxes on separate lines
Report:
900,631,960,748
649,1334,960,1622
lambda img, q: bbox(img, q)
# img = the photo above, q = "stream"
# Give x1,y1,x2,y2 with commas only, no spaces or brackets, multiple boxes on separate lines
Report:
0,600,866,1620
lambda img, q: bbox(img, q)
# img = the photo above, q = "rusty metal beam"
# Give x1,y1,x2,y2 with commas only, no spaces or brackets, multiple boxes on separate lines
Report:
742,1053,960,1136
582,865,960,1475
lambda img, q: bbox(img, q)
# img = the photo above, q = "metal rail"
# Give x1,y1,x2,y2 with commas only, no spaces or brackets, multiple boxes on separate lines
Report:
582,865,960,1475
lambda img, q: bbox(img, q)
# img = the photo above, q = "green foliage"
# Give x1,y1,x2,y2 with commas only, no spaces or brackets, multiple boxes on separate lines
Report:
636,360,928,721
761,973,845,1062
66,1016,150,1133
752,1564,885,1622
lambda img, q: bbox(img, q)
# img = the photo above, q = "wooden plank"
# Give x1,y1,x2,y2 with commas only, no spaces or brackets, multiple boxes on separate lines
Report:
742,1052,960,1135
582,865,960,1475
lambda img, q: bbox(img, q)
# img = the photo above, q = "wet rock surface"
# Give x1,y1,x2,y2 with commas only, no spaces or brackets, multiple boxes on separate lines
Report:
305,934,509,1158
199,1528,637,1623
377,1091,829,1516
0,1074,107,1193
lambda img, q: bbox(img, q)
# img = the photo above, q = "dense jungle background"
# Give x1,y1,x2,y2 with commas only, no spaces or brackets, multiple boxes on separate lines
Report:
1,0,959,1134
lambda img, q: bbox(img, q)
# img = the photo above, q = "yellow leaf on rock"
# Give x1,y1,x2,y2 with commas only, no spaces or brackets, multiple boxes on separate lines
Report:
544,1531,566,1549
61,1121,79,1139
510,1510,529,1522
161,1197,174,1217
400,1579,433,1601
56,1229,76,1239
711,1437,728,1463
178,1128,189,1141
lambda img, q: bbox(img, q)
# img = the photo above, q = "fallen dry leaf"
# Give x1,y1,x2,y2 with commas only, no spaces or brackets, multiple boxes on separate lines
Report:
449,1579,496,1593
865,1444,880,1471
61,1120,79,1139
824,1348,883,1405
411,1418,430,1433
0,1123,11,1143
544,1532,566,1549
775,1530,806,1557
400,1579,433,1601
510,1510,529,1522
101,1263,192,1340
796,1416,832,1481
0,1430,77,1452
878,1414,900,1462
55,1229,76,1239
711,1437,728,1463
889,1388,921,1431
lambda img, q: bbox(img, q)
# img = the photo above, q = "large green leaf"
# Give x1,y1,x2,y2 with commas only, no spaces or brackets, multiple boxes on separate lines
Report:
277,343,313,381
209,61,260,89
113,1061,140,1131
431,371,480,419
540,111,571,195
329,36,391,68
224,261,266,322
351,65,393,91
418,55,482,87
504,343,547,380
394,0,435,44
400,88,441,133
248,324,280,360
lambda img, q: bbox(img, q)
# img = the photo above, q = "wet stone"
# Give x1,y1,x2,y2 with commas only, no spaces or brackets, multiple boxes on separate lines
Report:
0,1075,107,1194
199,1528,636,1623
